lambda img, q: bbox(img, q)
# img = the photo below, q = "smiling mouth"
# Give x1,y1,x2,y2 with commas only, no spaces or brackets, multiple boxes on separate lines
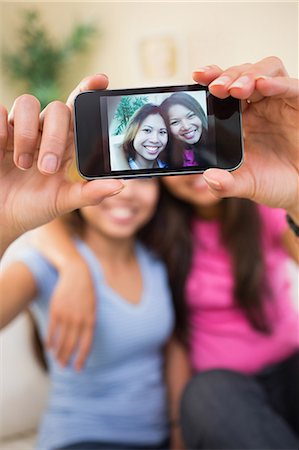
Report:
144,145,161,154
181,129,198,139
109,207,134,220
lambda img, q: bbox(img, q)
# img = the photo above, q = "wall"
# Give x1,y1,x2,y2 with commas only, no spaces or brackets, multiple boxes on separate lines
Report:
0,1,298,109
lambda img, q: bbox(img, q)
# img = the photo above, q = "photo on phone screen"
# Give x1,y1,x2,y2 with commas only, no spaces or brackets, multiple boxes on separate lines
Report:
106,90,215,171
74,85,243,179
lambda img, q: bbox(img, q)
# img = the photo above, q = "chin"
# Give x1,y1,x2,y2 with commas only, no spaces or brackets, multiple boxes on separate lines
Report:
106,224,138,238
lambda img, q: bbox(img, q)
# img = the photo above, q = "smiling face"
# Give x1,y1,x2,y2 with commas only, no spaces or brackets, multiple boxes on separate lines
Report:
133,114,168,166
80,179,159,240
168,104,202,145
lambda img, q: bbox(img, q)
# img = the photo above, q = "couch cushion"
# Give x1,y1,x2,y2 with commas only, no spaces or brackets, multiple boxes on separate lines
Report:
0,313,49,440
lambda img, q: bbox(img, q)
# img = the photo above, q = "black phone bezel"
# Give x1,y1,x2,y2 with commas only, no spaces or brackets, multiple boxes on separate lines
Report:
74,84,243,180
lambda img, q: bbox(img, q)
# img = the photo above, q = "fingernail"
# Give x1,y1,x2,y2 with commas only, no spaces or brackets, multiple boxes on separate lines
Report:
209,76,231,88
40,153,58,173
17,153,33,170
229,75,251,89
96,73,108,79
194,66,211,73
203,174,222,190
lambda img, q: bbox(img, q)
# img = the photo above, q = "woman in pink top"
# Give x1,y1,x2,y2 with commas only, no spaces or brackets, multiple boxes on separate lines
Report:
157,173,298,449
160,92,211,168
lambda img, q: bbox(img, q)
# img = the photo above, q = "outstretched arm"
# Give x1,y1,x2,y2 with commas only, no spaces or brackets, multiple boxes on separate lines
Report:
32,220,96,371
193,57,299,226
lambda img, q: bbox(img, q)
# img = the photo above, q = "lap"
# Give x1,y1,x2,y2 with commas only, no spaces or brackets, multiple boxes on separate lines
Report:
180,354,299,449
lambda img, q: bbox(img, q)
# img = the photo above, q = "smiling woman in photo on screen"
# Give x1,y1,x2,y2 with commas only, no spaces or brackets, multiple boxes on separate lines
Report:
122,103,171,170
161,92,210,168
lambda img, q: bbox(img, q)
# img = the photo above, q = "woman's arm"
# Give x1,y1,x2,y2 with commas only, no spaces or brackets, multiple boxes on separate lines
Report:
0,262,37,329
165,337,192,450
32,220,96,371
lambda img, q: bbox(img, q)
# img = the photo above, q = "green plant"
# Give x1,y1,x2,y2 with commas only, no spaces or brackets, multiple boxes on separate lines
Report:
3,10,98,109
113,96,149,135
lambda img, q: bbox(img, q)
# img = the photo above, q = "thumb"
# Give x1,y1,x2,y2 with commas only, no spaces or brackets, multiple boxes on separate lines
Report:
203,168,254,200
56,179,124,215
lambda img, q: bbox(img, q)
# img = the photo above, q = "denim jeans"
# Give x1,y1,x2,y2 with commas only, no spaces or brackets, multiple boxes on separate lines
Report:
180,352,299,449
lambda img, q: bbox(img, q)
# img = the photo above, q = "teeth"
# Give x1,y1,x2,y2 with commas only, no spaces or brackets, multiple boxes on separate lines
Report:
109,207,133,219
184,130,195,138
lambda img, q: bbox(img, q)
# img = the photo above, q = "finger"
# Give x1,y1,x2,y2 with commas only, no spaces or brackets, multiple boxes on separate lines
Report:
192,64,223,86
203,167,254,200
74,326,93,371
38,101,71,174
66,73,109,109
193,63,253,96
254,76,299,109
207,56,288,101
228,57,288,103
46,313,59,349
207,63,254,99
55,178,124,217
56,324,80,367
9,94,41,169
0,104,8,161
53,322,69,363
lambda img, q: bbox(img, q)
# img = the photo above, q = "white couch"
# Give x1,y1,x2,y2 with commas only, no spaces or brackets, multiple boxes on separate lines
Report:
0,313,50,450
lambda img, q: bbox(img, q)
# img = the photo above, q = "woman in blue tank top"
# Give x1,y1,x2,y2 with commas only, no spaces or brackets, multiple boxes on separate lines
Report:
0,179,187,450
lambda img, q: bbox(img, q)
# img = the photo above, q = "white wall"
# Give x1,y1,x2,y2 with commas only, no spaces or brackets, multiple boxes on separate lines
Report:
0,1,298,108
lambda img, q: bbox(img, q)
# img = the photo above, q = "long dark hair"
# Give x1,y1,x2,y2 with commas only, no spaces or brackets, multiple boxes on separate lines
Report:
140,182,271,344
161,92,209,167
122,103,172,165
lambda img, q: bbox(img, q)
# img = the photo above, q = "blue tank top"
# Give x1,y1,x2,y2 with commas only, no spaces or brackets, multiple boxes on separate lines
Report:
18,241,174,450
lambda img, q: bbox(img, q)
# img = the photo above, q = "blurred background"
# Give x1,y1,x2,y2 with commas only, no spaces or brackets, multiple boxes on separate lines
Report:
0,1,298,110
0,2,298,449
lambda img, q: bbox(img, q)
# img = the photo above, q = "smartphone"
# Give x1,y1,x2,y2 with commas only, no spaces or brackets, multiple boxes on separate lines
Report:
74,84,243,179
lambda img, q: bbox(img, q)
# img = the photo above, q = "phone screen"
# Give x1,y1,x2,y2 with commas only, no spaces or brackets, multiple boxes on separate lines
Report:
74,85,243,179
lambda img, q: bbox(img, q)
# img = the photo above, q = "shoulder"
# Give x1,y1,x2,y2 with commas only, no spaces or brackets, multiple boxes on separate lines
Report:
13,246,59,295
14,246,57,277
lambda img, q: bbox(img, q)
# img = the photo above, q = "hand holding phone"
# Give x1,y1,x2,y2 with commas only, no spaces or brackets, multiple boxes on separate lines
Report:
74,84,243,179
